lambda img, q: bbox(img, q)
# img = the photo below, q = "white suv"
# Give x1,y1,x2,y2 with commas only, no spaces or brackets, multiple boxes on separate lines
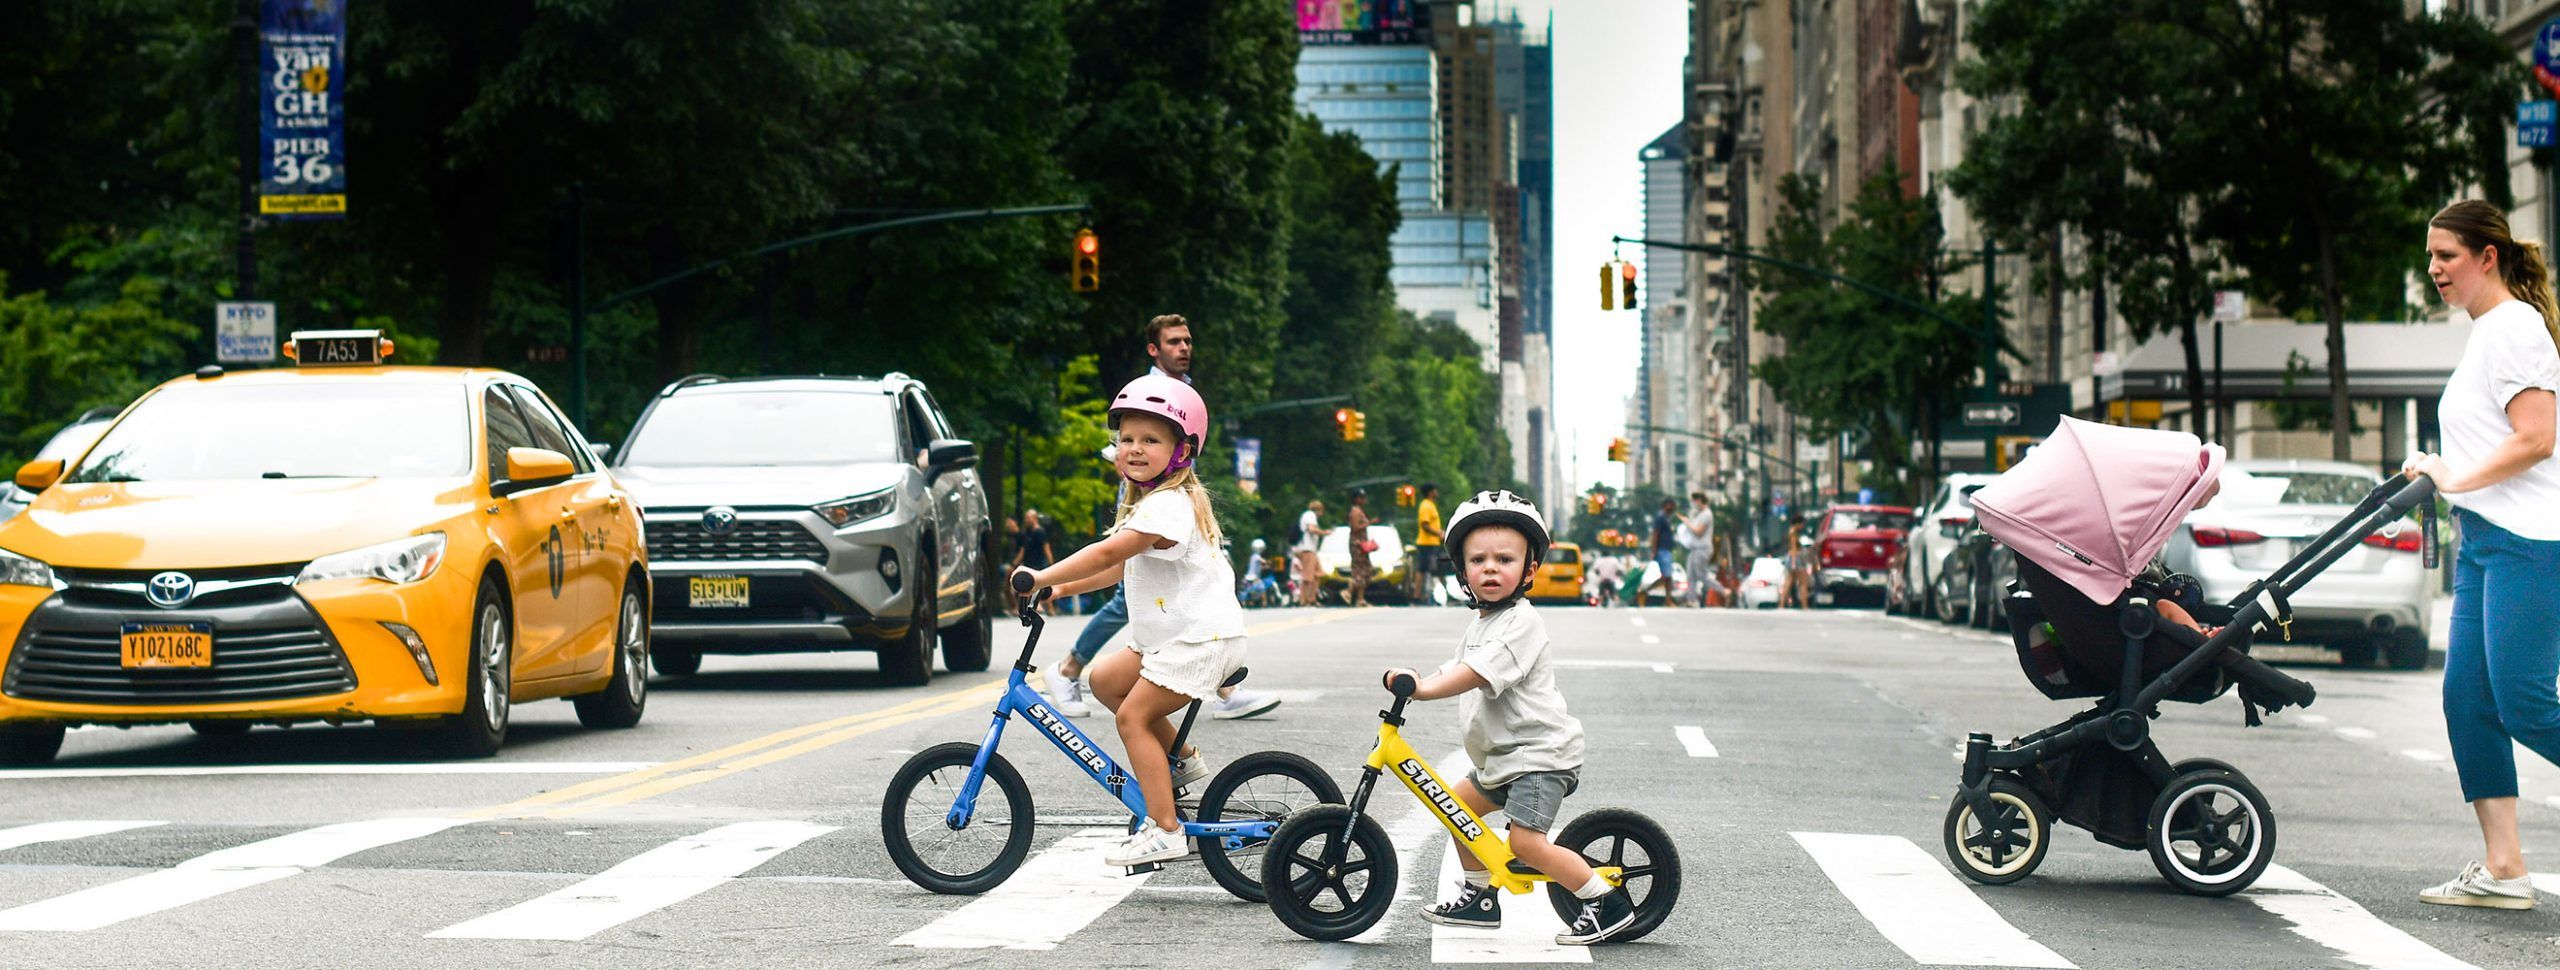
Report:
611,374,999,686
1890,473,1996,621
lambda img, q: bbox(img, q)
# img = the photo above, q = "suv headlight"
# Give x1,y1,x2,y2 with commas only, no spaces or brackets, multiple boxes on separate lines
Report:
814,490,895,529
295,533,447,586
0,547,58,589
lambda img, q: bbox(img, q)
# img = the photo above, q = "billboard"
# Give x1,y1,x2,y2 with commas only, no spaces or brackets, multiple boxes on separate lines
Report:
259,0,347,219
1299,0,1421,45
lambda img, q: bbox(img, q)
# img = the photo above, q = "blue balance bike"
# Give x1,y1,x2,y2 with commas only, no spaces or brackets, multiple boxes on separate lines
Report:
881,575,1342,900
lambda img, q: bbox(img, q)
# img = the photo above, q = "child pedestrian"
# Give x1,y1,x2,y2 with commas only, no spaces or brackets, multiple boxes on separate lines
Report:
1015,374,1246,868
1381,490,1635,946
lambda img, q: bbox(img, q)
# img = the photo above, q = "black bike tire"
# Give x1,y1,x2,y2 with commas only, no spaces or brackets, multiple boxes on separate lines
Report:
1543,808,1682,942
1196,751,1345,902
1260,805,1399,942
880,741,1035,895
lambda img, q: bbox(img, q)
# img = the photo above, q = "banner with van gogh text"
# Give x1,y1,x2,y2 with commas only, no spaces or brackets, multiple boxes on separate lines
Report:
258,0,346,218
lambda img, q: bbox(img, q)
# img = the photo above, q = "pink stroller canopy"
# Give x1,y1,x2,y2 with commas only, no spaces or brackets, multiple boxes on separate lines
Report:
1968,416,2225,605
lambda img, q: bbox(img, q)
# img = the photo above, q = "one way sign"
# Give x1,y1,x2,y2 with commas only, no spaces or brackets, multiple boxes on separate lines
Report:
1962,402,2020,427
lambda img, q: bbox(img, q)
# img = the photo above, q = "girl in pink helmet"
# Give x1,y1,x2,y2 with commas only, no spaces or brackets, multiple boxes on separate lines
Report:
1014,373,1248,867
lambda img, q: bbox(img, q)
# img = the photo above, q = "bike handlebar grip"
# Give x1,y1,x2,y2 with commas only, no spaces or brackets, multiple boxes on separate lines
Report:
1012,572,1035,594
1388,673,1416,698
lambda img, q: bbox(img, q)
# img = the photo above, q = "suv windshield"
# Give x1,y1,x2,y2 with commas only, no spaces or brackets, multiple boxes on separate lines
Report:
1826,510,1912,533
67,383,470,482
622,390,899,467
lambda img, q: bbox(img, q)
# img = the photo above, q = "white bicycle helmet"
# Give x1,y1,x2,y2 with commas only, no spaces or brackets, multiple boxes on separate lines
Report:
1441,490,1550,608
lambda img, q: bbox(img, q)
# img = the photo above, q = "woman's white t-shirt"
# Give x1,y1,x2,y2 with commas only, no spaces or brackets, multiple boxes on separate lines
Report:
2442,300,2560,539
1292,510,1322,554
1120,489,1248,646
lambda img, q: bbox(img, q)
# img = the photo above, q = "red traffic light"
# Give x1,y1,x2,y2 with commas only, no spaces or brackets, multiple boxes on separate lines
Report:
1076,229,1099,255
1619,261,1637,281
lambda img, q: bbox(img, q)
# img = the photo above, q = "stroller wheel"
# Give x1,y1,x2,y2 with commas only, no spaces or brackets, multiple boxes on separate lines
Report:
1943,776,2050,885
2146,768,2276,896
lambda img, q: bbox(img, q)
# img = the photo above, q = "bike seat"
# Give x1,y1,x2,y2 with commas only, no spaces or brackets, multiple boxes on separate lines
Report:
1222,667,1249,689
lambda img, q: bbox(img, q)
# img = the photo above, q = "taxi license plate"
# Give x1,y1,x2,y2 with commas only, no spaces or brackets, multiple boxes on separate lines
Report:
689,575,751,609
120,622,213,669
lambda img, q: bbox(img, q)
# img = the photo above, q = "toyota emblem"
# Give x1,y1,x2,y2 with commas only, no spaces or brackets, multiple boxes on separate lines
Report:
702,506,739,536
146,571,196,610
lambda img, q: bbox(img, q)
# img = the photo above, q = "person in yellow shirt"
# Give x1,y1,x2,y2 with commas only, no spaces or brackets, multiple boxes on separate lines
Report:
1407,483,1444,603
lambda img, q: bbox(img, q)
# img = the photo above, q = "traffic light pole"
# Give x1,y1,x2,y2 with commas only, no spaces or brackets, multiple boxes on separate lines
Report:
566,202,1092,426
1608,236,2025,369
1627,423,1816,478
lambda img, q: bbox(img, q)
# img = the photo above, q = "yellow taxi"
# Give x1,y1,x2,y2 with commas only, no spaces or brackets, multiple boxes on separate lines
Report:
1525,541,1585,604
0,331,649,764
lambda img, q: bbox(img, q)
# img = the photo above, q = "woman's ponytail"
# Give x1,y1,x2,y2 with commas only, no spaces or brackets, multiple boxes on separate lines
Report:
2432,200,2560,354
2506,239,2560,355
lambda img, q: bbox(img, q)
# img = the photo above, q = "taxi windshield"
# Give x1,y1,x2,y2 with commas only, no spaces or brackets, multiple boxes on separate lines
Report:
621,390,900,466
66,383,471,483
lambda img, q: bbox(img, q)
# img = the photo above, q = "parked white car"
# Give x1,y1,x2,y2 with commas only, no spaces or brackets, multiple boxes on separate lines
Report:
1738,556,1787,610
1889,472,1995,619
2160,459,2432,669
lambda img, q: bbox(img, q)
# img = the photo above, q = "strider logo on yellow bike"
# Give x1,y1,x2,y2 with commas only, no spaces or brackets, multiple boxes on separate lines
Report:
1399,757,1487,841
0,330,650,764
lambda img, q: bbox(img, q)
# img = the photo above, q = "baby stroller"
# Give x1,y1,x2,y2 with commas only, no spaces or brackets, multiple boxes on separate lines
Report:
1942,417,2435,896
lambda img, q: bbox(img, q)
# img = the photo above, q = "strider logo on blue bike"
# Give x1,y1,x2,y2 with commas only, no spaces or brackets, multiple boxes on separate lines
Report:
1399,758,1484,840
1031,703,1111,776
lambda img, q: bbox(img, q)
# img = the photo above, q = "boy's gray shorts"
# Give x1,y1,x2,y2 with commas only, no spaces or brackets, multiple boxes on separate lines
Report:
1468,768,1580,832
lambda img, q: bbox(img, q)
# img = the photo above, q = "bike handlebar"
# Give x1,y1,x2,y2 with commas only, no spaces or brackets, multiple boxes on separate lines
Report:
1386,672,1416,698
1012,571,1035,594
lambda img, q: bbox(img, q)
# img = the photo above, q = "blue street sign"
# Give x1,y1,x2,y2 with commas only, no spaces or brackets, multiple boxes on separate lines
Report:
2538,20,2560,73
2524,101,2557,148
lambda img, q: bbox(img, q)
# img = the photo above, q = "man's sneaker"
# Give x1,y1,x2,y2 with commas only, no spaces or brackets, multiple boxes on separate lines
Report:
2419,860,2536,910
1171,749,1209,793
1104,823,1189,867
1041,663,1091,718
1555,890,1636,945
1209,687,1282,720
1421,881,1502,929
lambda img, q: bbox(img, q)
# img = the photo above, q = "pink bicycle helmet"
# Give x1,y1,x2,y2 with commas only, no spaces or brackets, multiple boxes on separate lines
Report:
1109,374,1208,484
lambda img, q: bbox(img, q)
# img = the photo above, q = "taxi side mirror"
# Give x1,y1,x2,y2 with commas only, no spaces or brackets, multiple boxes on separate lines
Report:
494,447,575,497
13,459,63,492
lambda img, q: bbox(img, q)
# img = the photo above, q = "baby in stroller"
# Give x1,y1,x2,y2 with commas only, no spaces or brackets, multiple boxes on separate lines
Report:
1940,417,2435,896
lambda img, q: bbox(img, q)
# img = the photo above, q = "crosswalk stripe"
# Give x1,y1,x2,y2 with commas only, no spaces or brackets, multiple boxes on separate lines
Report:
0,819,165,852
2533,872,2560,896
0,817,466,932
1791,832,2075,968
890,828,1151,950
1673,726,1718,758
2243,865,2482,970
1427,830,1587,963
428,820,837,940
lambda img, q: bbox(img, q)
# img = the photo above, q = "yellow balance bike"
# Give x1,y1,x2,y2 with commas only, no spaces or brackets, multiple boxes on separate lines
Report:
1257,673,1681,941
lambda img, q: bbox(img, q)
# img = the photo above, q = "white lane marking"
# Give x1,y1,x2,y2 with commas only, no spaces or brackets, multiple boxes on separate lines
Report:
1674,726,1718,759
430,820,835,940
2334,727,2377,740
0,816,466,931
1791,832,2074,968
2398,750,2447,763
2242,865,2482,970
0,762,655,780
1639,634,1661,645
891,829,1151,949
1428,830,1587,964
1321,749,1471,951
1553,659,1676,674
1271,689,1328,703
1627,617,1646,628
0,820,166,852
2296,714,2331,725
2533,872,2560,896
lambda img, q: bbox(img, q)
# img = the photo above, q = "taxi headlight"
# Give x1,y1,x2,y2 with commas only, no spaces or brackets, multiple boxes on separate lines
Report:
296,533,447,586
813,490,895,529
0,547,58,589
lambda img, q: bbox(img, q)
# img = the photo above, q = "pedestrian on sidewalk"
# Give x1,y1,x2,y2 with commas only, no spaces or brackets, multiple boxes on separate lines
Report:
1639,498,1679,607
1039,314,1281,723
1346,489,1376,607
1407,483,1445,604
1292,499,1329,606
1010,508,1056,615
2405,200,2560,911
1680,491,1716,607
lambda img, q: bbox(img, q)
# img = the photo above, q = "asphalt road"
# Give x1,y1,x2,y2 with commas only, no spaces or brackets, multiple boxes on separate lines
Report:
3,602,2557,969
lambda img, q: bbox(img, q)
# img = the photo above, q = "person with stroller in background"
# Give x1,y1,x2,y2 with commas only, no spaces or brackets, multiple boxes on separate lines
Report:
2405,200,2560,911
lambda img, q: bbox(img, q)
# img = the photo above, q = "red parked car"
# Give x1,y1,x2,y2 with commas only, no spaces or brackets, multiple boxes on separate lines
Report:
1812,504,1915,607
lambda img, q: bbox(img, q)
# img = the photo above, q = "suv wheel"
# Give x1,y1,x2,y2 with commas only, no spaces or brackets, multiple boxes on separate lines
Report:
881,543,936,687
939,533,996,672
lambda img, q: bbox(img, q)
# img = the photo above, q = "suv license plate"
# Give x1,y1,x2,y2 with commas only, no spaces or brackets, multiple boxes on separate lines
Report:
689,575,751,608
121,622,213,669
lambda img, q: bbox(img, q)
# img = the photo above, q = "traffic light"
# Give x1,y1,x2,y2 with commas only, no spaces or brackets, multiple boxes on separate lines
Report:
1346,409,1367,441
1397,484,1416,507
1606,437,1630,462
1071,228,1100,292
1599,262,1615,311
1334,407,1353,440
1585,493,1605,516
1619,260,1637,310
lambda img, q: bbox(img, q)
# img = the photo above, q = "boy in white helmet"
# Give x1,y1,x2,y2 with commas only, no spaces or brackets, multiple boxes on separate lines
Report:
1382,490,1633,945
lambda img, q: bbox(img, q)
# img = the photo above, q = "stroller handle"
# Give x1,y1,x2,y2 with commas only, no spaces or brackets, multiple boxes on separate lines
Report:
2385,471,2438,512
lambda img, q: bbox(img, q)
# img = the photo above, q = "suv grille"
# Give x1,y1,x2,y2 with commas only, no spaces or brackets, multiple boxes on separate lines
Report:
647,518,829,564
5,569,357,705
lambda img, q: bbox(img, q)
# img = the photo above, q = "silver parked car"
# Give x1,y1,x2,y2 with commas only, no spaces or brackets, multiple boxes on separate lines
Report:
0,406,120,524
1888,472,1995,621
612,374,999,686
2160,459,2432,669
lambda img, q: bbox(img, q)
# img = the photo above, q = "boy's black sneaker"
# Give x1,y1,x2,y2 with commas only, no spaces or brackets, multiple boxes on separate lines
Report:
1421,882,1502,929
1554,890,1635,945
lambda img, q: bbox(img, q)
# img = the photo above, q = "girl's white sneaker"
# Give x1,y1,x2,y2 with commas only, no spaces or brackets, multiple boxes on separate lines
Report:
1104,823,1188,867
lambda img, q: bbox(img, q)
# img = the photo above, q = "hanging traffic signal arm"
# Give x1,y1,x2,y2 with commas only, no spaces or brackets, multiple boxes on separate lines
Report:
1606,235,2028,370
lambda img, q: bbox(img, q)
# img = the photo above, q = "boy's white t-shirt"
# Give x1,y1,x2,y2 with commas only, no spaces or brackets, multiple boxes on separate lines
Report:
2442,301,2560,539
1441,602,1585,787
1119,489,1248,646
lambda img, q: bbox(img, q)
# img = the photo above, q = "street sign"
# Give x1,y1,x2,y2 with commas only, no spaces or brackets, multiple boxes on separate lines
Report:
1234,437,1261,486
2212,290,2246,322
214,302,276,363
1961,402,2021,427
2520,100,2557,148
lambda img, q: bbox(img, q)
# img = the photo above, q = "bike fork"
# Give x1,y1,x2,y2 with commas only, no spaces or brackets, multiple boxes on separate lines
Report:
946,710,1011,829
1326,767,1385,863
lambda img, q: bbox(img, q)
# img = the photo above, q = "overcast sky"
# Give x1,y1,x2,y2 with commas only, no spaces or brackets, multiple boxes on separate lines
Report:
1493,0,1690,496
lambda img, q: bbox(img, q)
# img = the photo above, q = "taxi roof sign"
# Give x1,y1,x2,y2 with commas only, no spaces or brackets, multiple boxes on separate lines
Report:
284,329,394,366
